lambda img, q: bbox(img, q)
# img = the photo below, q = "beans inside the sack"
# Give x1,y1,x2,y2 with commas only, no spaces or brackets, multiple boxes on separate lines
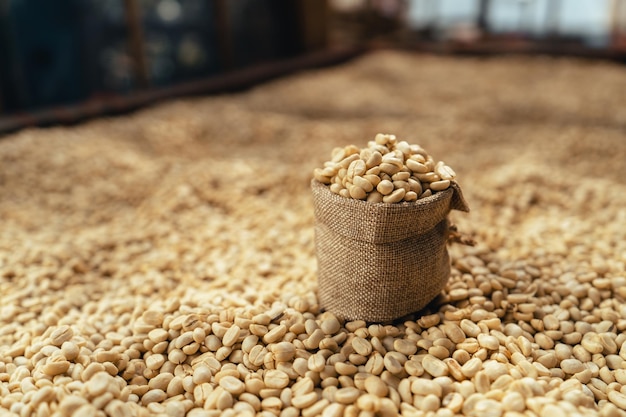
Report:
313,134,456,203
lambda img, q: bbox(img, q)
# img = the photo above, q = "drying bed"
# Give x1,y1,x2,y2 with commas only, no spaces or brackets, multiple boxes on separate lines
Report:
1,51,626,417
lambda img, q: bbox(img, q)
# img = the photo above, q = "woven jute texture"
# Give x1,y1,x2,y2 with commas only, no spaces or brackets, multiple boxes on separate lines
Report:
312,180,469,322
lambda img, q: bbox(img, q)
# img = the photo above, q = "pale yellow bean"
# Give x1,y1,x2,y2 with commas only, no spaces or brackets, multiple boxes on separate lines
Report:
430,180,451,191
367,191,383,203
379,162,401,176
376,180,394,196
362,174,381,188
348,184,367,200
404,191,418,201
352,176,374,193
416,172,440,183
383,188,405,204
366,152,383,169
406,159,429,174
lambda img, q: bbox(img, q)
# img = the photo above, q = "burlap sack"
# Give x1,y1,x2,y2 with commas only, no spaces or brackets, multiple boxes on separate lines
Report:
312,180,469,322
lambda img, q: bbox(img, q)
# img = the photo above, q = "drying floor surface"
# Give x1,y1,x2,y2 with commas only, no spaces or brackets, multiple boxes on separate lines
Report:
1,51,626,416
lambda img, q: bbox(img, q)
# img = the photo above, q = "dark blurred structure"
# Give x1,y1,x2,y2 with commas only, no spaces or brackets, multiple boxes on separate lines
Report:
0,0,329,114
330,0,626,58
0,0,86,112
1,0,626,132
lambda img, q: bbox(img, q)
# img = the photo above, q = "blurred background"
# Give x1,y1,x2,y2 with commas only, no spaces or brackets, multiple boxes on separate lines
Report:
1,0,625,133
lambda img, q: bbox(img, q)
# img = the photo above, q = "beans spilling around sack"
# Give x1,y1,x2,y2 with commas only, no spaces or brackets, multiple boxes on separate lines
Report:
313,134,456,203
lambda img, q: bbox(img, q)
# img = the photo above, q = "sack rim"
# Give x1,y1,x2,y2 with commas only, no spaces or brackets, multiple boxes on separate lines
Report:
311,179,468,244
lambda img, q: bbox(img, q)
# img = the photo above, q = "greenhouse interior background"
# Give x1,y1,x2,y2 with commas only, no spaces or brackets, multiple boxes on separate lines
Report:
1,0,625,132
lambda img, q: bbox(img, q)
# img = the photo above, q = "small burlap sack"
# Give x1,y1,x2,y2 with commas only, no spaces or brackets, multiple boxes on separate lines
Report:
312,180,469,322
